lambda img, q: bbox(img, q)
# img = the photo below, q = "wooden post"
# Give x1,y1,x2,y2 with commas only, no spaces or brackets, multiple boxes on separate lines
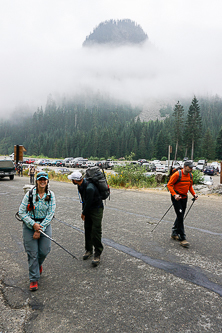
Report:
168,146,172,172
14,145,26,164
220,162,222,184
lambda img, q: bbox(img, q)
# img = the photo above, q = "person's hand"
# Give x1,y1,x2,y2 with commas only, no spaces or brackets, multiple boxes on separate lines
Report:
194,194,198,200
174,194,181,201
33,223,42,232
81,213,85,221
33,231,40,239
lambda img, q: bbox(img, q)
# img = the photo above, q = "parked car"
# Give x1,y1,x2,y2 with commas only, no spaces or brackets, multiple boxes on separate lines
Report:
196,160,207,172
0,159,16,180
86,161,95,168
95,161,103,168
34,159,42,165
200,175,213,186
64,157,74,167
210,162,221,173
50,160,57,166
138,159,148,165
152,160,161,165
39,160,46,166
69,160,79,168
69,157,84,168
104,159,114,169
44,159,51,166
81,160,89,168
76,159,88,168
203,166,216,176
56,168,71,174
56,160,65,167
155,164,166,173
24,158,35,164
141,162,150,170
165,161,182,173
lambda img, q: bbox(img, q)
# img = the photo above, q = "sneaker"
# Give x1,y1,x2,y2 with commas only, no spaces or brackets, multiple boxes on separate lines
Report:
39,265,43,275
180,240,190,248
30,281,38,291
83,251,93,260
171,235,180,241
92,255,100,267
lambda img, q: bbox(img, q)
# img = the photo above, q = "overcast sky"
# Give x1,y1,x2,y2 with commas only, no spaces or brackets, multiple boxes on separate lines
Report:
1,0,222,117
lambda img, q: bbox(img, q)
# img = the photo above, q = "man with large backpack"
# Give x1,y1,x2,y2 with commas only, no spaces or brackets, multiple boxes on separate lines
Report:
167,160,198,248
68,170,104,266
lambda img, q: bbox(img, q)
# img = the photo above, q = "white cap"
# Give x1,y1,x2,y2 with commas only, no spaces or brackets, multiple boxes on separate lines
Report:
68,171,83,181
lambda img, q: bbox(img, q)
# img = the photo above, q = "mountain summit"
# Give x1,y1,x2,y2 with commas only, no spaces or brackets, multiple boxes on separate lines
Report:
83,19,148,47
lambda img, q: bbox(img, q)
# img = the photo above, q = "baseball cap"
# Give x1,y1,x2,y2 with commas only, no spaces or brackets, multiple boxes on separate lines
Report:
68,171,83,181
184,160,195,168
36,172,49,180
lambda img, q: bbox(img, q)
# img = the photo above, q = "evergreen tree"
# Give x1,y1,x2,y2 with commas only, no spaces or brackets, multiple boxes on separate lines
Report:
216,127,222,159
172,101,184,160
184,96,202,160
201,128,215,160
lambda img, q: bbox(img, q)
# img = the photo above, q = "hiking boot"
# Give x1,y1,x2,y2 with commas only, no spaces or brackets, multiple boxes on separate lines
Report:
180,240,190,248
83,251,93,260
92,255,100,267
171,235,180,241
30,281,38,291
39,265,43,275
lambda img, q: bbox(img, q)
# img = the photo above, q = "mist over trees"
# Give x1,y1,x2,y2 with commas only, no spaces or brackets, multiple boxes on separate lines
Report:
0,94,222,161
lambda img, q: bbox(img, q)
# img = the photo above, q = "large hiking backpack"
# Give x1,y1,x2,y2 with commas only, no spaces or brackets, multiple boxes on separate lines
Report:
85,166,110,200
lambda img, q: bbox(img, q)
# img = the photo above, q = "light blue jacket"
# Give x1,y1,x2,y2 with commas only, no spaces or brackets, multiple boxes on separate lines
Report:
19,187,56,231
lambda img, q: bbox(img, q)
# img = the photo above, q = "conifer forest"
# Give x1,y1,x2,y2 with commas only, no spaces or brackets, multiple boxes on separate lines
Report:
0,94,222,161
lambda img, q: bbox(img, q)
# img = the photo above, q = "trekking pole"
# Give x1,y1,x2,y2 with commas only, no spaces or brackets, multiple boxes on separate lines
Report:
150,203,173,233
39,230,78,260
183,197,197,221
15,213,78,260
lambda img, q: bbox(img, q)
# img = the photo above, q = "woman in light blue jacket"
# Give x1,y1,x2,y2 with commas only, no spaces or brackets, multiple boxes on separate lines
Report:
19,171,56,291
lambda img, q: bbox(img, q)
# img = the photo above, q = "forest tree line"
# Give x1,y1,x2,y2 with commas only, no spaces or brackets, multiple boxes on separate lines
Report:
0,94,222,161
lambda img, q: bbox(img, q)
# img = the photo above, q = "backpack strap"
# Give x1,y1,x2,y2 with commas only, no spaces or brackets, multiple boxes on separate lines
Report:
28,187,51,207
28,187,35,210
174,169,182,185
190,173,193,182
174,169,193,186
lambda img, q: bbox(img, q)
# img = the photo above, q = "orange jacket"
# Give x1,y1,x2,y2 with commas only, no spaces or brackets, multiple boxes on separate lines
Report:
167,170,195,198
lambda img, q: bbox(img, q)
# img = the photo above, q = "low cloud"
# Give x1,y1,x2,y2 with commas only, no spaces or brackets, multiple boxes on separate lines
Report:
0,30,222,118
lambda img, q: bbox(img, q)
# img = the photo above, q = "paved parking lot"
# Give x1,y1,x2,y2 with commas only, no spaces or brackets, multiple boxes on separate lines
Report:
0,176,222,332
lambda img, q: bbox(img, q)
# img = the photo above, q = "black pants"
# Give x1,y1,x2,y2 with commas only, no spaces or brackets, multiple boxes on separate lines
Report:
84,208,104,256
171,195,187,241
30,174,35,184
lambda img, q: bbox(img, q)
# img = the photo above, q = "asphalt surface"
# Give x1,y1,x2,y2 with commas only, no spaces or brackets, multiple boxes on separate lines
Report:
0,176,222,332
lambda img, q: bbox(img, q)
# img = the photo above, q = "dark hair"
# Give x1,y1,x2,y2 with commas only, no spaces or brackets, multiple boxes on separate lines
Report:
35,180,49,202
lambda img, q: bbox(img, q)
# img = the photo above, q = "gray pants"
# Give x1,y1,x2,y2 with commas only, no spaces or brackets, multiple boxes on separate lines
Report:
23,223,52,281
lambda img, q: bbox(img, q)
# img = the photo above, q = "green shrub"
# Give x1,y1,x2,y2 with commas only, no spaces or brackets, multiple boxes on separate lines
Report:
107,165,157,189
192,170,204,184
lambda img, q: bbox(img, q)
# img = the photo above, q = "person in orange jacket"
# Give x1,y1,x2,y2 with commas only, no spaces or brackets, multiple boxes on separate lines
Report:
167,160,198,248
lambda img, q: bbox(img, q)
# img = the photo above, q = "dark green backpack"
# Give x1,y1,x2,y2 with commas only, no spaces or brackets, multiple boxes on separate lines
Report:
85,166,110,200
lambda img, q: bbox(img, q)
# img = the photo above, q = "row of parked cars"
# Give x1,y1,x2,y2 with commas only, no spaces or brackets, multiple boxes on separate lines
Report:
67,158,122,170
132,159,221,175
29,157,122,170
17,156,222,175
